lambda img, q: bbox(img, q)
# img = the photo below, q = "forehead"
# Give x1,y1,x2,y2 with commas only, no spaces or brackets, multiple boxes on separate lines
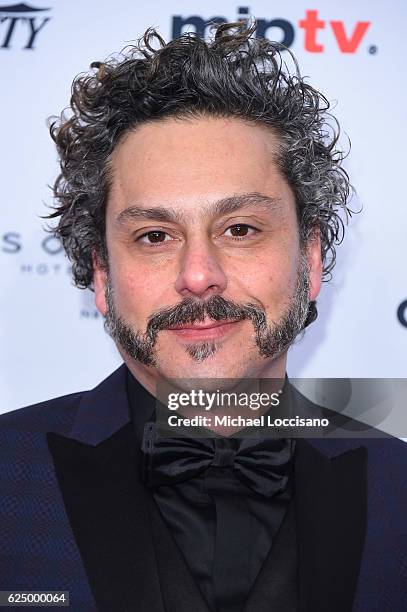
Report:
107,116,295,219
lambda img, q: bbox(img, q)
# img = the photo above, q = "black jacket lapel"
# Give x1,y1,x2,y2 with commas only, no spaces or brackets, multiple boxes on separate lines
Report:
46,364,211,612
47,424,165,612
244,438,367,612
244,497,298,611
148,496,211,612
295,439,367,612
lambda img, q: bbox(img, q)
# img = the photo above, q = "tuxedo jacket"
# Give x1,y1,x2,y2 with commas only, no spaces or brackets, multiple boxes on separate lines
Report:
0,364,406,611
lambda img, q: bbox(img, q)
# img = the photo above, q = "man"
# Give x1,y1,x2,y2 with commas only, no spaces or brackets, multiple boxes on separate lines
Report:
0,22,406,612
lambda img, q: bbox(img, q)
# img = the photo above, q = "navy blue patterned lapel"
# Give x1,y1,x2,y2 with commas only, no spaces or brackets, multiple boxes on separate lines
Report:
68,364,131,445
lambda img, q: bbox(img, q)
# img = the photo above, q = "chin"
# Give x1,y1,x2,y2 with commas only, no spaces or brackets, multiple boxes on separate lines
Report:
157,355,251,388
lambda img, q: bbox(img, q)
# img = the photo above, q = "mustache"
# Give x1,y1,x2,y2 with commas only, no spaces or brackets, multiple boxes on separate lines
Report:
145,295,268,341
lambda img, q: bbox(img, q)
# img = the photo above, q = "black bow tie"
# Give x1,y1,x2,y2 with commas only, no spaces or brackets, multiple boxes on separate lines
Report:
141,422,295,498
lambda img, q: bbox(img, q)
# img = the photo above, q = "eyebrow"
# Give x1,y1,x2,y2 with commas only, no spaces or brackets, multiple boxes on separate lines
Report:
115,192,282,227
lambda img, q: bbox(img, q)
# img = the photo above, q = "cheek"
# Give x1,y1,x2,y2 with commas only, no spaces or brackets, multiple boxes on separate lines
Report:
114,274,148,313
232,251,300,306
110,266,172,325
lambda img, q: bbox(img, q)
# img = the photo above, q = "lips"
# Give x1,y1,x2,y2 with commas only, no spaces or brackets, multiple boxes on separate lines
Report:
165,319,243,342
166,319,239,331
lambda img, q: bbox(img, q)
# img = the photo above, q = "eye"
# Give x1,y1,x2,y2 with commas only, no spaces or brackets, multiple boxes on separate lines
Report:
224,224,258,240
138,231,173,245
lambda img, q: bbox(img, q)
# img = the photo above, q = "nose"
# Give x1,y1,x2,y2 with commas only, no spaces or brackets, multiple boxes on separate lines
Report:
174,240,228,299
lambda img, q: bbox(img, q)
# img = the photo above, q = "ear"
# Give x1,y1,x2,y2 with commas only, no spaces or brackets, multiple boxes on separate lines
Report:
92,250,108,317
305,227,323,301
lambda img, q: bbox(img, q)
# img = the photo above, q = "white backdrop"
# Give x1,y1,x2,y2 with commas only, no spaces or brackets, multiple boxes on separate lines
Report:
1,0,406,413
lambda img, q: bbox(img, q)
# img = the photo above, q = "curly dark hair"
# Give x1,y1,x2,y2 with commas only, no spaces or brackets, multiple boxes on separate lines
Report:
48,22,354,323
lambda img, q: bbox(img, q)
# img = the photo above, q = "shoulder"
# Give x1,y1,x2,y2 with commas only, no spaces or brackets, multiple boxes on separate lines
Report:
310,434,407,468
0,364,128,438
289,382,407,462
0,391,85,435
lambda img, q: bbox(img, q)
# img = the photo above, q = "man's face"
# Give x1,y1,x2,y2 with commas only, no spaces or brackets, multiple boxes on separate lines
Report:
94,117,322,383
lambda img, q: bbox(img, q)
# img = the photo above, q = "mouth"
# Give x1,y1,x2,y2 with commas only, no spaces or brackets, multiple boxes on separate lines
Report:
166,319,243,340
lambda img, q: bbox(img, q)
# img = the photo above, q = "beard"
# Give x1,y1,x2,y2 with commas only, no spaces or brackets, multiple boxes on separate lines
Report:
104,255,311,367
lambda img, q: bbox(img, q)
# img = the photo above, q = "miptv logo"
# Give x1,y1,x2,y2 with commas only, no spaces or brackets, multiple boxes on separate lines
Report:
172,6,374,54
